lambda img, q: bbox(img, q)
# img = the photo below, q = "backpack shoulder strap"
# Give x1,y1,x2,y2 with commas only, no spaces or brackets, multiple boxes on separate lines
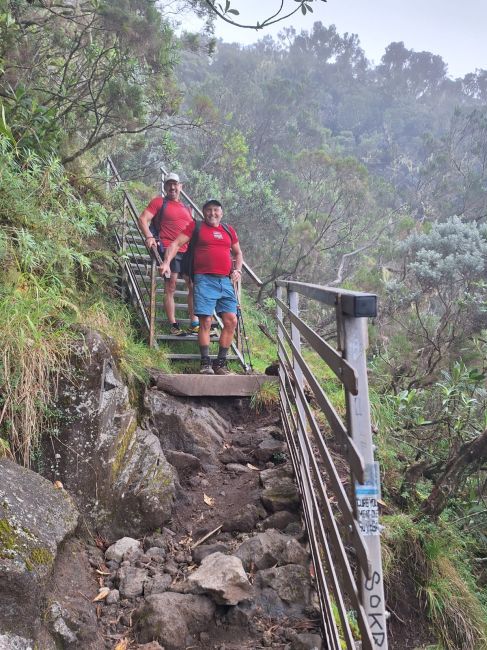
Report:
220,222,234,242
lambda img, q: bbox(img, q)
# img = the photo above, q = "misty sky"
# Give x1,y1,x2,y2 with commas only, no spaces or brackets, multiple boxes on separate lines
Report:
208,0,486,79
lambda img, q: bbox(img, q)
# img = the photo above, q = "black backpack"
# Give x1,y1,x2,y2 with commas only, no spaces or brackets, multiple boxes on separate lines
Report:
184,220,234,279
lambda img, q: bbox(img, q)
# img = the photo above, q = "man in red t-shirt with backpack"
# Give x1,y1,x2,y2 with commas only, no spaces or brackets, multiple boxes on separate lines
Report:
159,199,243,375
138,173,199,336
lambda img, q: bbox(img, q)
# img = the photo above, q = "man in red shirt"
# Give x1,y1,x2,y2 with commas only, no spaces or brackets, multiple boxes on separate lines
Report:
159,199,243,375
138,173,198,336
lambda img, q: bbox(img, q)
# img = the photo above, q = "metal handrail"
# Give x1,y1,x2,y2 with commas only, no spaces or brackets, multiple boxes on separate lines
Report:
276,280,387,650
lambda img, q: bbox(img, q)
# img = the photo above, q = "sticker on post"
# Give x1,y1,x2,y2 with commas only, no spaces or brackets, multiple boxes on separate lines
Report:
356,484,380,536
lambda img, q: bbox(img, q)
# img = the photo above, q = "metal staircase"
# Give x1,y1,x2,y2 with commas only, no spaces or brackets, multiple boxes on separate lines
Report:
106,158,262,368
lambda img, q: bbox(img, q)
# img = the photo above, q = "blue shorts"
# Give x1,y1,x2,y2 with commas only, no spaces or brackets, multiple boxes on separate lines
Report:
193,274,237,317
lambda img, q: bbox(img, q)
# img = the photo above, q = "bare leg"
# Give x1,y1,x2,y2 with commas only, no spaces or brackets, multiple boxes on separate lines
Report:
198,315,212,347
163,272,178,323
219,312,238,347
185,276,198,324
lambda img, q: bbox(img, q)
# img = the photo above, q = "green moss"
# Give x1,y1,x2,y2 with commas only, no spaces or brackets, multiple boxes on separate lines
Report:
0,517,18,557
111,417,138,480
29,546,53,566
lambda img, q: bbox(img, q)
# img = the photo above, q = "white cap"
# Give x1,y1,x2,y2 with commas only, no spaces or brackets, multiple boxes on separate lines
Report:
164,172,180,183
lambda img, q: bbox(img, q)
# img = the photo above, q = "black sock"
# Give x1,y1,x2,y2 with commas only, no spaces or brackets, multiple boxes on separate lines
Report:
199,345,209,358
217,346,229,360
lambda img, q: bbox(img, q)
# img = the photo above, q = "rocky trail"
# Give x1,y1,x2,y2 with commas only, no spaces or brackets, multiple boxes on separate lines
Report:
85,405,322,650
0,331,323,650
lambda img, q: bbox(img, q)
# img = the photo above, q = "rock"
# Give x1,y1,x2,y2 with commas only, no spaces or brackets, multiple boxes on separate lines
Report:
254,438,286,462
41,329,176,538
192,543,228,564
261,511,300,531
145,390,230,462
146,547,166,561
105,537,141,563
144,573,172,595
0,459,79,639
218,448,249,464
225,463,252,474
0,635,34,649
106,589,120,605
111,428,176,535
164,449,202,475
235,530,308,571
261,477,300,513
257,425,285,442
143,532,167,551
164,559,179,576
290,632,323,649
47,602,78,646
222,504,262,533
118,565,147,598
256,564,310,608
135,593,215,648
260,464,294,489
186,552,253,605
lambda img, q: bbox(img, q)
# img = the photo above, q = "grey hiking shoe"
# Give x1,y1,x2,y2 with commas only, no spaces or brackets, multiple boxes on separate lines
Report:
213,359,232,375
170,323,187,336
200,357,214,374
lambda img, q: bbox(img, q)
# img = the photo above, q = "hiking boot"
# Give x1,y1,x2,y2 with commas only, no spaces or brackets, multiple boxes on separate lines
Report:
213,359,232,375
170,324,187,336
200,357,214,374
187,324,200,335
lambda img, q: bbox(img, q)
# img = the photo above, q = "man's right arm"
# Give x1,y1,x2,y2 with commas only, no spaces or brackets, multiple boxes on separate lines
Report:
159,232,190,276
138,207,157,249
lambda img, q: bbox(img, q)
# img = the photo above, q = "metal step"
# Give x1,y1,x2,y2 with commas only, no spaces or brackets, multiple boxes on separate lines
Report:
157,334,220,342
166,354,239,360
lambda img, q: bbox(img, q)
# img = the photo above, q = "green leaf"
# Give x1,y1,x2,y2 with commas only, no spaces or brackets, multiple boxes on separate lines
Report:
305,4,314,11
0,104,16,146
301,5,306,14
227,8,239,15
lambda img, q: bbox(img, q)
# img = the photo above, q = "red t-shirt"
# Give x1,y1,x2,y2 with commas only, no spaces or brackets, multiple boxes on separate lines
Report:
182,221,238,275
146,197,193,253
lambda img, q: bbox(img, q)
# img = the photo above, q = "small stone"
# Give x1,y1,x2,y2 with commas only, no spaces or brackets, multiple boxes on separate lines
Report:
106,589,120,605
146,547,166,561
200,632,210,643
165,559,179,576
105,537,141,563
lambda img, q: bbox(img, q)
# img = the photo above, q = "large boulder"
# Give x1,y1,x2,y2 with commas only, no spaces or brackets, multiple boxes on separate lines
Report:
0,459,79,639
145,389,230,463
235,530,308,571
41,329,176,537
255,564,311,617
135,593,215,649
185,552,253,605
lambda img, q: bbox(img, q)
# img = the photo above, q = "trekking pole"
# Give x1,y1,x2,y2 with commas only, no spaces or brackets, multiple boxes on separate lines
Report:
232,276,253,372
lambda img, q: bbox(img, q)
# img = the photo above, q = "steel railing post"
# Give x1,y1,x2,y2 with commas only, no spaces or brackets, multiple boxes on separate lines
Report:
149,256,157,348
343,315,388,650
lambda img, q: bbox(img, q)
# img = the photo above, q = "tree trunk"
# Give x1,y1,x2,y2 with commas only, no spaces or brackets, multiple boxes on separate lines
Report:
421,428,487,518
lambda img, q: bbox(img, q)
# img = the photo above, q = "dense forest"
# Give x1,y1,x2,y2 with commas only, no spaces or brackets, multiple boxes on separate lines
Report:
1,1,487,647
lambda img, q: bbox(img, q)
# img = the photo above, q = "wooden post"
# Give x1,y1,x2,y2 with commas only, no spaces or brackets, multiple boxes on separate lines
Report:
343,316,388,650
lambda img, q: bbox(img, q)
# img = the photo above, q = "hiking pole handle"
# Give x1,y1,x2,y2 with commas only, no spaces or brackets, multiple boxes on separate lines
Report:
151,246,171,279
